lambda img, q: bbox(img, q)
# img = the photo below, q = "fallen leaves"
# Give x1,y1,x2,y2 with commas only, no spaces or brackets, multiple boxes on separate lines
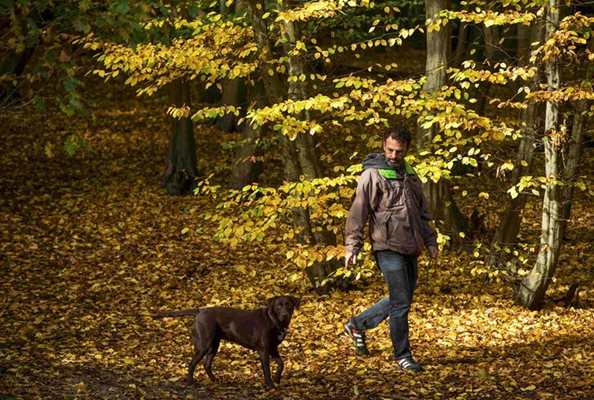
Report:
1,80,594,399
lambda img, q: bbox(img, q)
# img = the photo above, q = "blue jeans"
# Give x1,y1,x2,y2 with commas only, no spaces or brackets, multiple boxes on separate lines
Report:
351,251,418,360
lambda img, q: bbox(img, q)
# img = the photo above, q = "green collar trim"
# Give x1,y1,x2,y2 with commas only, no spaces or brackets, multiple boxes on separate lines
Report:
378,169,398,179
404,162,416,175
378,162,416,179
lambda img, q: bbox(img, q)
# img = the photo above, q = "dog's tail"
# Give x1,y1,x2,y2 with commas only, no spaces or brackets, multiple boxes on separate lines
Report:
151,309,201,318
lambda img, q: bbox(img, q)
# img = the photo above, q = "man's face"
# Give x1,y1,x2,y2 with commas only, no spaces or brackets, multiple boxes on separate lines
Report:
383,137,408,167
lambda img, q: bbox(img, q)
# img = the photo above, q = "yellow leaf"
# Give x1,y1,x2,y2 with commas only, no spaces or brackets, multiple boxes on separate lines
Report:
44,142,54,158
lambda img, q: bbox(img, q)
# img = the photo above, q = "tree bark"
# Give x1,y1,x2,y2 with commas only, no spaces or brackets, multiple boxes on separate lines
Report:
229,122,262,190
452,21,468,67
247,0,337,291
417,0,468,243
280,1,336,290
473,24,500,115
488,98,538,267
514,0,562,310
517,23,532,65
161,78,199,195
216,78,242,133
246,0,312,236
488,22,543,268
559,100,588,239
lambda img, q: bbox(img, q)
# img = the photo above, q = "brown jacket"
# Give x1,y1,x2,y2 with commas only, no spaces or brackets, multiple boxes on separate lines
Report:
345,158,437,257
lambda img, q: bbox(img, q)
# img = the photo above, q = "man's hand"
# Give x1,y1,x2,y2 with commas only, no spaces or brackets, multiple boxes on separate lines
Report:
428,246,439,259
345,251,358,268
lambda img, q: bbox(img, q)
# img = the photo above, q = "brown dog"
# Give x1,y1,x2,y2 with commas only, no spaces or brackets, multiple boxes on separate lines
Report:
152,295,300,388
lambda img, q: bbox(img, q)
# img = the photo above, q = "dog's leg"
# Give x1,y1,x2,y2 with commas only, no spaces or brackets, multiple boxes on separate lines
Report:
270,347,284,384
188,347,209,383
258,349,274,388
203,337,220,382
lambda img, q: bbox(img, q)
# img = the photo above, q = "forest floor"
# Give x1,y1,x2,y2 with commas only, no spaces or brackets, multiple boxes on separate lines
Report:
1,78,594,400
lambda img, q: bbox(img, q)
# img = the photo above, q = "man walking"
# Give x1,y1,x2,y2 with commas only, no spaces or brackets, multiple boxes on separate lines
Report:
343,124,438,372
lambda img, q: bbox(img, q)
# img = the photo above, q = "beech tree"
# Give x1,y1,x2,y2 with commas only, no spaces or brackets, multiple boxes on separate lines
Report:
514,6,594,309
418,0,468,242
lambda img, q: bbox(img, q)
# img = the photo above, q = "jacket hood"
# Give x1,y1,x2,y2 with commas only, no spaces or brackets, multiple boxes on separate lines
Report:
362,153,393,170
362,153,415,175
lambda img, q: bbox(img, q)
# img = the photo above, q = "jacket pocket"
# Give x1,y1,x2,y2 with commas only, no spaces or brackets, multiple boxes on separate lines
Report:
386,181,405,208
370,212,388,245
386,210,416,251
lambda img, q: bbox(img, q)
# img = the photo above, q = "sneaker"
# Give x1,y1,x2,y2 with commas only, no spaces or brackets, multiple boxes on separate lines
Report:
396,356,423,372
343,319,370,355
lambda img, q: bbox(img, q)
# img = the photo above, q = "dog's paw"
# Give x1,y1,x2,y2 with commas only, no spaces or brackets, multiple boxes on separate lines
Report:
264,381,277,390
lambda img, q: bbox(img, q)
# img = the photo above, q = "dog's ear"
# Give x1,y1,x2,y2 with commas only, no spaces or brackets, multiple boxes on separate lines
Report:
267,296,280,308
289,296,300,310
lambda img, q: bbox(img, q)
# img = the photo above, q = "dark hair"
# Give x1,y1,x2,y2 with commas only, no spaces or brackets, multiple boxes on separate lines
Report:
384,124,412,148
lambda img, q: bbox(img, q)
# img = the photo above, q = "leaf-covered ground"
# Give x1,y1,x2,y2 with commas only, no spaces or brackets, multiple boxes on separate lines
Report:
1,81,594,400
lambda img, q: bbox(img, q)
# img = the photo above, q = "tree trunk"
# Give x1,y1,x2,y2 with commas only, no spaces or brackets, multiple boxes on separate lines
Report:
473,25,500,115
514,0,562,310
559,33,594,238
452,21,468,67
559,100,588,239
488,22,543,268
161,78,199,195
0,48,35,106
517,24,532,65
488,98,538,267
216,78,242,133
246,0,313,234
247,0,337,291
281,1,336,291
417,0,468,243
229,119,262,190
1,7,54,106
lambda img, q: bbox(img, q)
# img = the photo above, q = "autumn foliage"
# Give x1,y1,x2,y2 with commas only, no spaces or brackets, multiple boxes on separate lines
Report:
1,0,594,398
1,73,594,398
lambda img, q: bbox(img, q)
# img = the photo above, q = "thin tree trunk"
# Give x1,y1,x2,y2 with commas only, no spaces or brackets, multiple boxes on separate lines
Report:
559,100,588,239
1,7,54,105
229,121,262,189
517,24,532,65
246,0,301,180
515,0,562,310
227,81,258,190
473,25,500,115
488,99,537,267
488,22,543,268
216,0,243,133
417,0,468,243
161,78,199,195
281,1,337,290
452,21,468,67
216,78,242,133
246,0,322,252
559,36,594,238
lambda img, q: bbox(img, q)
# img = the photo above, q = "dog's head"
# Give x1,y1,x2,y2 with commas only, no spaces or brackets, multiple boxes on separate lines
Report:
267,295,300,326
